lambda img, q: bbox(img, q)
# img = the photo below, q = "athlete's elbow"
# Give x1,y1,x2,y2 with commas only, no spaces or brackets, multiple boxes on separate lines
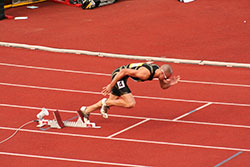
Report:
119,69,128,76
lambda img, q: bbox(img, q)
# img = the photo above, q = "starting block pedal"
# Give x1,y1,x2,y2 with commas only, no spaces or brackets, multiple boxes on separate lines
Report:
36,108,101,129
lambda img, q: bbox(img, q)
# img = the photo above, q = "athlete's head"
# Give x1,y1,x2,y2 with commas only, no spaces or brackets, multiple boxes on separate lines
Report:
160,64,173,80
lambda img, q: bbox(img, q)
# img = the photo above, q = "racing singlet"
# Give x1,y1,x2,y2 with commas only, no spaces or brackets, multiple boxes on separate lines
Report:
112,63,160,82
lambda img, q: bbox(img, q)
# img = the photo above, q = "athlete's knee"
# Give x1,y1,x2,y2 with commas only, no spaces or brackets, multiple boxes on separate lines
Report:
125,101,136,108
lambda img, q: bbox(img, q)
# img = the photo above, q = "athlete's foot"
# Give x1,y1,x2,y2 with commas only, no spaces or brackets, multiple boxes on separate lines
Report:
79,106,90,124
100,98,109,119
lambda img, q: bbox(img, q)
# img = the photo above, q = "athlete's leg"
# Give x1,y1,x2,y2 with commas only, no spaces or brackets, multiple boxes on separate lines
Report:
80,93,135,123
106,93,136,108
108,93,120,101
83,100,101,114
83,94,119,114
100,94,119,118
100,93,135,119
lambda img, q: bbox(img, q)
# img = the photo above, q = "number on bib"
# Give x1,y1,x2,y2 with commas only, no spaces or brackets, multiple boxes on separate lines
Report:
117,81,125,89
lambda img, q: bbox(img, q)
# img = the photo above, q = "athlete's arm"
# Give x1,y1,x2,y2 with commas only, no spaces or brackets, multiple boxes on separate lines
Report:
102,68,150,95
159,75,180,89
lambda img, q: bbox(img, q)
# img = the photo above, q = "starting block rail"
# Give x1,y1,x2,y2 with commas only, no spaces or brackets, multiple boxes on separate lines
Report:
36,108,101,129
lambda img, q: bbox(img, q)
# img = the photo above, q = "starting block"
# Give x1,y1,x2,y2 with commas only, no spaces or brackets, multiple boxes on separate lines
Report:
36,108,101,129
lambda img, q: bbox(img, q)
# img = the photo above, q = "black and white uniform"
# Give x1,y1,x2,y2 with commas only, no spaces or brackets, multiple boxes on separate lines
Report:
111,63,159,96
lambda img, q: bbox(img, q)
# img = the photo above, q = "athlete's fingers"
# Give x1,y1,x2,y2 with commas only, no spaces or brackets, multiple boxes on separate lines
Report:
101,88,110,96
103,90,110,96
102,91,107,96
101,88,107,94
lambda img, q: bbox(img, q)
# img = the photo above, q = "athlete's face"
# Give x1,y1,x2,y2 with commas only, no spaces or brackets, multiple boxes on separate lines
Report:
160,69,172,80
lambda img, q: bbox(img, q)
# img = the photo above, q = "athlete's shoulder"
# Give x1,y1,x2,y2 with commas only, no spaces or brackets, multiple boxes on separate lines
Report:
145,63,160,69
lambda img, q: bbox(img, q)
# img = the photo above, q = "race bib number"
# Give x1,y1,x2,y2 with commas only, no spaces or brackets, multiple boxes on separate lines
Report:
117,81,125,89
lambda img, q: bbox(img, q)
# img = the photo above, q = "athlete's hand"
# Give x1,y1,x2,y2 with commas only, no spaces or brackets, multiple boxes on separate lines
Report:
102,84,112,96
168,75,180,86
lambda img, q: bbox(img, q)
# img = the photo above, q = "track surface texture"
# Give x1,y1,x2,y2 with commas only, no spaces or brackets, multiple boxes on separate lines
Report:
1,0,250,167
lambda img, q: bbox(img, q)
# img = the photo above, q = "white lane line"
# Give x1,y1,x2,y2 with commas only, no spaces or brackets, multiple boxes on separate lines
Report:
0,82,250,107
107,119,150,138
0,151,151,167
134,95,250,107
1,103,250,129
173,103,212,121
179,80,250,88
0,82,102,95
1,126,250,152
0,62,110,76
1,62,250,88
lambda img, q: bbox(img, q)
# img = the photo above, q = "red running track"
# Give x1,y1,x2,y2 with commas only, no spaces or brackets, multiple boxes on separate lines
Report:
0,47,250,166
1,0,250,166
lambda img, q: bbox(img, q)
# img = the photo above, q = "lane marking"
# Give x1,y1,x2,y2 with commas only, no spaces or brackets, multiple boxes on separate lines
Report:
107,119,150,138
1,62,250,88
0,82,250,107
214,151,243,167
0,82,102,95
0,62,110,76
173,103,212,121
0,151,151,167
179,80,250,88
1,126,250,152
133,95,250,107
1,103,250,129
